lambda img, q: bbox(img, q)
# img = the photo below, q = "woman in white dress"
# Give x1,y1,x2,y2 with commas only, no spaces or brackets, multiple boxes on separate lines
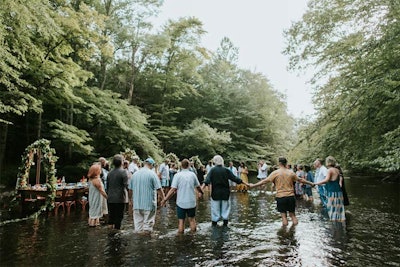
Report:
87,164,108,227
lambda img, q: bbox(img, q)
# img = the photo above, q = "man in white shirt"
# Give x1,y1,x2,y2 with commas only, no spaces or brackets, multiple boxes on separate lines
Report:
129,158,165,233
162,159,204,234
257,160,268,190
128,156,140,177
314,158,328,208
158,159,170,194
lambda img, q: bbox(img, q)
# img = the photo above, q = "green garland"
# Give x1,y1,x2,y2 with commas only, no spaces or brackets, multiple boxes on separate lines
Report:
166,152,180,167
15,139,58,213
121,148,137,162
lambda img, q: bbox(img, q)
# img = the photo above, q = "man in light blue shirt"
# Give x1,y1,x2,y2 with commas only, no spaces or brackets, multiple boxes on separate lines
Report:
162,159,204,234
129,158,165,233
158,159,170,193
228,161,238,191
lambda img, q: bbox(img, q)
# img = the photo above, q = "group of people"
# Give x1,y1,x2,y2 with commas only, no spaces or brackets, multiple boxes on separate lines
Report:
86,153,348,233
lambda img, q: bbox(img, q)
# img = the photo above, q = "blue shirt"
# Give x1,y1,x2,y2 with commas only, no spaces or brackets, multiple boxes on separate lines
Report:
129,166,161,211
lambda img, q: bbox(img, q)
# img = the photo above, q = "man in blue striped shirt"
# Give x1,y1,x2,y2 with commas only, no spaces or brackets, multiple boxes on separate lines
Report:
129,158,165,233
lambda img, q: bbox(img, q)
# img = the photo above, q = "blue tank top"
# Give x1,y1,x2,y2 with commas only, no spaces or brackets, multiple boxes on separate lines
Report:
325,179,341,193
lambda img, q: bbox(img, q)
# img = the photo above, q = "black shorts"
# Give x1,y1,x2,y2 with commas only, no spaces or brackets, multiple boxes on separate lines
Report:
176,205,196,219
276,196,296,213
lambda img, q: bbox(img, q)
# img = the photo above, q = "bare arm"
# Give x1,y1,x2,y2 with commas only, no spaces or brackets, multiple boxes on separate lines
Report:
162,187,177,205
128,189,133,204
297,177,315,186
157,187,166,203
94,179,107,199
250,177,270,188
314,169,331,186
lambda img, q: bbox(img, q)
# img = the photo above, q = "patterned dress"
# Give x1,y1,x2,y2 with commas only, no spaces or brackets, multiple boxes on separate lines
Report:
325,179,346,222
236,167,248,192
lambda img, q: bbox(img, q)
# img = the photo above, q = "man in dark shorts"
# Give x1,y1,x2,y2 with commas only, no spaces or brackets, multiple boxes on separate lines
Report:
250,156,314,226
162,159,204,234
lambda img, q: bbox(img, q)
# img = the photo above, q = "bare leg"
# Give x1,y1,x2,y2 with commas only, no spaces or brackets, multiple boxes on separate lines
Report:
289,212,298,225
281,213,288,226
178,219,185,234
188,217,197,232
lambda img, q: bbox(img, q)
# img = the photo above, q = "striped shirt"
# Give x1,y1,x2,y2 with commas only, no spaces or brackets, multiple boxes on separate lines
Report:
129,166,161,211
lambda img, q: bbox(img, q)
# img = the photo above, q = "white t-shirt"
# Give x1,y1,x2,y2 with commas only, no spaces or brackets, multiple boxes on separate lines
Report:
257,163,268,179
171,169,200,209
158,163,169,179
315,165,327,183
128,162,139,175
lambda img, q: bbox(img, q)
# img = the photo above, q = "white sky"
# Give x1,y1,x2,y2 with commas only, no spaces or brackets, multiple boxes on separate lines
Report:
153,0,315,118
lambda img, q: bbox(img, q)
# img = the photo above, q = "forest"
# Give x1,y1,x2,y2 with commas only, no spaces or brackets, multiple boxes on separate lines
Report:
0,0,398,185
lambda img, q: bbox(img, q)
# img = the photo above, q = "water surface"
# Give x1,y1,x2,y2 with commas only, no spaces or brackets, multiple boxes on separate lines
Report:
0,176,399,266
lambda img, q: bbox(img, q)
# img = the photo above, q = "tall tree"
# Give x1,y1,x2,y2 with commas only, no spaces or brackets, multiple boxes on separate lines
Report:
284,0,400,172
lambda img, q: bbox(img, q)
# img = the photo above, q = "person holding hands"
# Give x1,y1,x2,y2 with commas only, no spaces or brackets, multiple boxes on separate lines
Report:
162,159,204,234
250,156,314,226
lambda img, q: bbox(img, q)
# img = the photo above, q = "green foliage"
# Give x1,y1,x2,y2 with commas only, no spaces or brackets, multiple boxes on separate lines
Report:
1,0,298,180
175,119,231,160
48,120,94,155
285,0,400,173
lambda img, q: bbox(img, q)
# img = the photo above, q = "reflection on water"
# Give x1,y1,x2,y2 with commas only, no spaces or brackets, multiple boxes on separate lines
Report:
0,176,399,266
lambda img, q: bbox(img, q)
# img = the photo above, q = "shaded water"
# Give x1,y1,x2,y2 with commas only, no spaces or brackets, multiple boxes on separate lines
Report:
0,176,399,266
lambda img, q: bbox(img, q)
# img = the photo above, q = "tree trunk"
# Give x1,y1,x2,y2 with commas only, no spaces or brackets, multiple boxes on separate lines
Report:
0,123,8,181
68,104,73,160
37,112,42,139
127,46,138,104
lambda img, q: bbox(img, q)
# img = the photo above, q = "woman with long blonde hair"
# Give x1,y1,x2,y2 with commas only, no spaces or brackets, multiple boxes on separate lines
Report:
314,156,346,222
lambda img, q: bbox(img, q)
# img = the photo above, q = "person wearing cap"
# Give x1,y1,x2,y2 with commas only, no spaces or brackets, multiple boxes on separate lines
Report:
202,155,249,226
107,154,129,230
129,157,165,233
161,159,204,234
249,156,315,226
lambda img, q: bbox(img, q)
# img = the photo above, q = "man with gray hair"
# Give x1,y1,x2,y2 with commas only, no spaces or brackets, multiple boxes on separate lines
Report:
202,155,249,226
129,158,165,233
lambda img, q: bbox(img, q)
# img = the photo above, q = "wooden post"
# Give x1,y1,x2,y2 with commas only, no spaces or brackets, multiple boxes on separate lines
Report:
36,150,41,185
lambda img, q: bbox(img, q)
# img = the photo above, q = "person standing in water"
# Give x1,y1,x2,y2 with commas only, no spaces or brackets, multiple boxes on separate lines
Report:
250,156,314,226
314,156,346,222
202,155,248,226
162,159,204,234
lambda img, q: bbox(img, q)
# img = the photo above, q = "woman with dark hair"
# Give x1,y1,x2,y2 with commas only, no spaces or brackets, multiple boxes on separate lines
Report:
335,164,350,206
107,154,129,229
87,164,108,227
304,165,314,202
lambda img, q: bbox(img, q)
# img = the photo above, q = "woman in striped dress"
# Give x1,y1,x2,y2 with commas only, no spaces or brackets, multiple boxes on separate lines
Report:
314,156,346,222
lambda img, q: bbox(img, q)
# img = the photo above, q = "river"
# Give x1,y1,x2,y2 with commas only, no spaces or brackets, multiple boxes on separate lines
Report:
0,176,399,266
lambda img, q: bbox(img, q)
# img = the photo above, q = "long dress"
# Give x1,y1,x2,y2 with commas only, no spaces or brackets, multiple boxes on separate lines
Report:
89,180,107,219
237,167,248,192
325,179,346,222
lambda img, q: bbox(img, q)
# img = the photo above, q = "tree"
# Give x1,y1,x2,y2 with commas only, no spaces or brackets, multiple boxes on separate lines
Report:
284,0,400,173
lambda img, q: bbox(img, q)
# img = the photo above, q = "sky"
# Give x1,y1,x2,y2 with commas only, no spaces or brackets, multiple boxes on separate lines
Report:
152,0,315,118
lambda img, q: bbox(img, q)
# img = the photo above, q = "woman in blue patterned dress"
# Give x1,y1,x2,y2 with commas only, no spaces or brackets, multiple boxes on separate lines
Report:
314,156,346,222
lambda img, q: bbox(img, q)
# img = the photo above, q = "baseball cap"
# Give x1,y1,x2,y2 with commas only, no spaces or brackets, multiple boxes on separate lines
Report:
144,158,155,165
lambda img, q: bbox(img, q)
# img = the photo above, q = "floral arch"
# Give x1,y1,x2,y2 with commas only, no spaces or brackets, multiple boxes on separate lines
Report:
16,139,58,211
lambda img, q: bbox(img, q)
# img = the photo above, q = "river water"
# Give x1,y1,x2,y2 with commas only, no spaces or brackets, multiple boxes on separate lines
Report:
0,176,399,266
